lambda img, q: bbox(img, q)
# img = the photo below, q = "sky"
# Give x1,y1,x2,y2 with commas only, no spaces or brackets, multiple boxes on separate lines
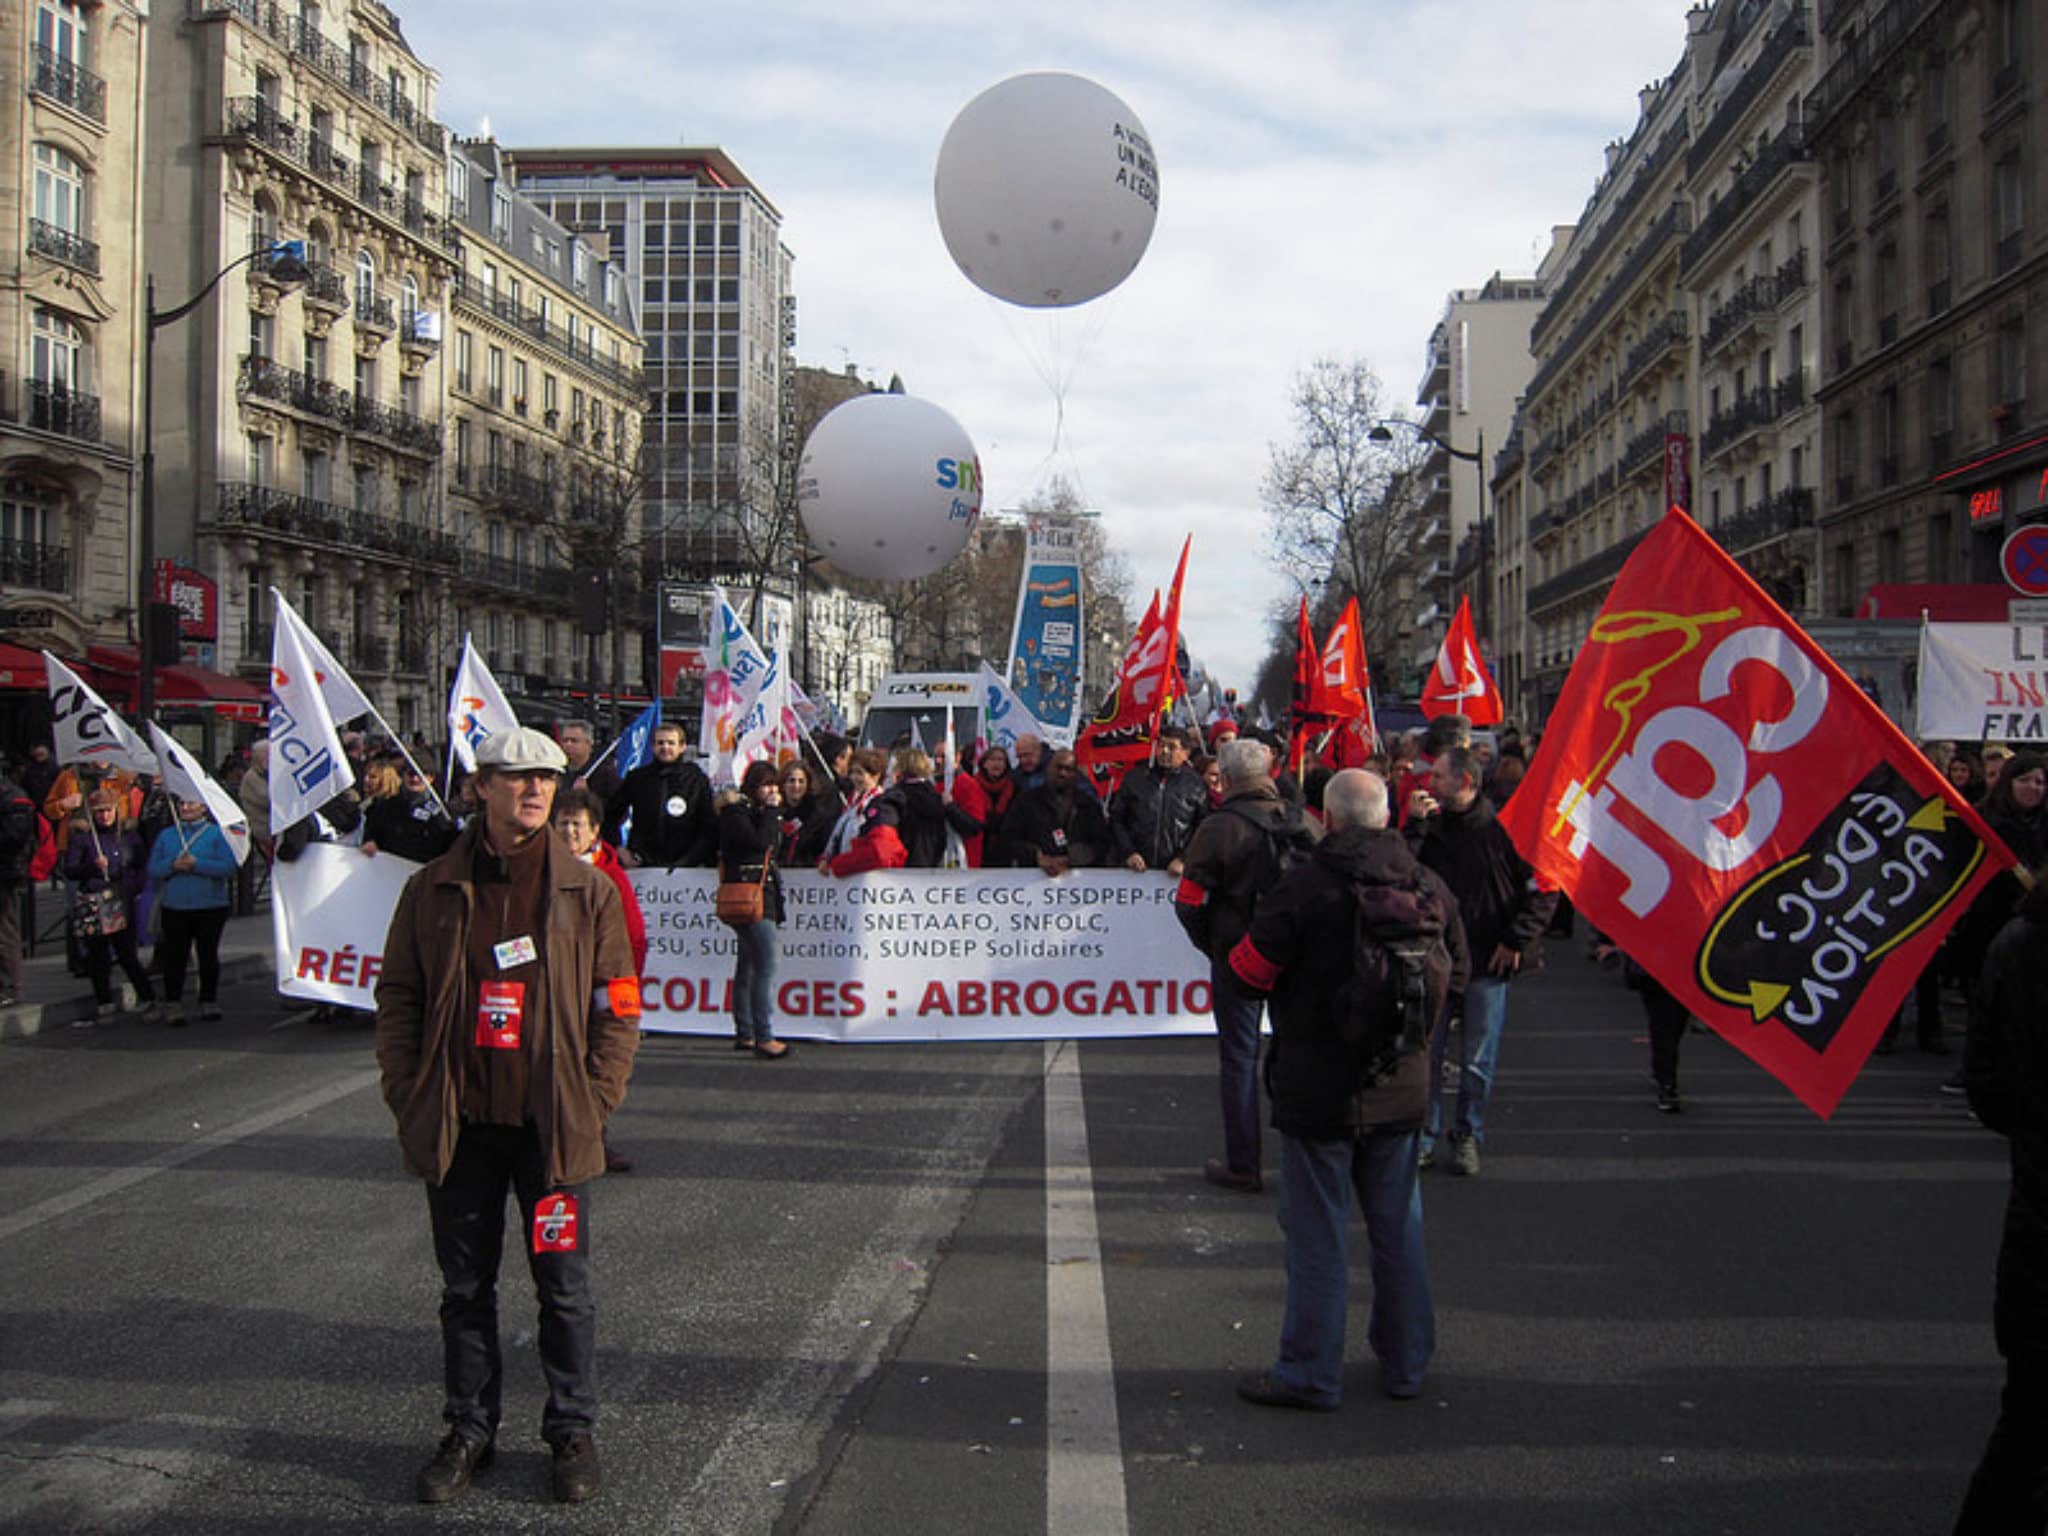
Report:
400,1,1693,695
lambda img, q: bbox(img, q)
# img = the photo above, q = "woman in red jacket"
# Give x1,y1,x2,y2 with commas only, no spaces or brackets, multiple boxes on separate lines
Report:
947,745,1015,868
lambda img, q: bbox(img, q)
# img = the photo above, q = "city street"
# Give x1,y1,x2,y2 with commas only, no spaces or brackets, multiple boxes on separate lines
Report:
0,946,2006,1535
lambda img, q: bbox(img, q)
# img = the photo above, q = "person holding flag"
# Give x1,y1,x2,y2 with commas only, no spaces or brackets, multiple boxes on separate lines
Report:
145,792,239,1025
60,786,157,1025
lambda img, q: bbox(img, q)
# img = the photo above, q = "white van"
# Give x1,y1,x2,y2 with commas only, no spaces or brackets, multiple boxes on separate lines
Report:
857,673,985,754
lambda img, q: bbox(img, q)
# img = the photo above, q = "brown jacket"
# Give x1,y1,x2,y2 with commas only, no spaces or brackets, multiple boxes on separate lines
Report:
374,823,639,1187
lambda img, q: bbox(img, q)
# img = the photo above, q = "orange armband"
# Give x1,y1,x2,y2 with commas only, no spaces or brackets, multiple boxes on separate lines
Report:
606,977,643,1021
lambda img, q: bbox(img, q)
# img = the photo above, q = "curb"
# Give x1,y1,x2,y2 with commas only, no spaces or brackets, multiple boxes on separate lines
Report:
0,952,277,1042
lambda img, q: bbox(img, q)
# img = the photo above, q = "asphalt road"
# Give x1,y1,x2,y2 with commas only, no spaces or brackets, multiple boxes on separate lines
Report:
0,947,2008,1535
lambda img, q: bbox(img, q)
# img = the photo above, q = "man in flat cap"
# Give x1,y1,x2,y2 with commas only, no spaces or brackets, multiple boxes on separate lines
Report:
375,726,641,1506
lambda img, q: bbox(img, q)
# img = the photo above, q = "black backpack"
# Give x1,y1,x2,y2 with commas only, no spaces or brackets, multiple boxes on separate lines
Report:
1336,873,1455,1089
1219,800,1317,914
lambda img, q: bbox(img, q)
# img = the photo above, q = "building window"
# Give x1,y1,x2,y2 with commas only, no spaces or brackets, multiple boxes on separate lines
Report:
454,329,472,392
453,418,470,483
353,463,376,512
1876,244,1899,345
1996,153,2024,272
480,260,497,299
492,185,511,239
1999,314,2028,408
486,346,504,405
1992,0,2024,92
1878,385,1900,486
30,305,84,391
247,435,274,486
31,143,86,242
302,448,329,502
1833,543,1857,617
1923,52,1950,148
1878,527,1904,584
354,352,375,402
355,249,377,319
571,241,587,286
603,267,619,308
513,358,528,412
400,274,420,330
543,373,558,417
304,331,327,383
1925,205,1953,313
249,308,273,363
448,152,468,215
1928,511,1954,582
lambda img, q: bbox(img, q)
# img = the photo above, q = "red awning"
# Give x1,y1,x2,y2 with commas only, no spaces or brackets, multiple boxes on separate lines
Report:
86,643,268,717
0,642,50,691
1857,584,2017,622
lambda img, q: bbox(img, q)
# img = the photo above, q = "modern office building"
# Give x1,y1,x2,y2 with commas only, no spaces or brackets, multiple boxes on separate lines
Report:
508,146,798,687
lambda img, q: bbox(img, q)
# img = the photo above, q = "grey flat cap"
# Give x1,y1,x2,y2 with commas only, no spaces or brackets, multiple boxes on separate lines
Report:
476,726,568,773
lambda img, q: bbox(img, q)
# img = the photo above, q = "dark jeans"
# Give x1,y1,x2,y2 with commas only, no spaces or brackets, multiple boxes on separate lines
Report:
1885,949,1946,1049
1641,980,1689,1092
83,924,153,1008
732,919,778,1045
1956,1351,2048,1533
1270,1129,1434,1403
1210,958,1265,1177
425,1123,596,1448
158,905,229,1005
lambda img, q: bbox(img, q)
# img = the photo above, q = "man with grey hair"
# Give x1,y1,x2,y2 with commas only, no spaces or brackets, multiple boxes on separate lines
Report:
557,719,620,802
1175,736,1316,1193
1226,768,1467,1409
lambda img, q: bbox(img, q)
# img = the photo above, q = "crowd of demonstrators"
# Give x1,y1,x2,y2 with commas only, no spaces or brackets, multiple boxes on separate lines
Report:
1403,732,1556,1175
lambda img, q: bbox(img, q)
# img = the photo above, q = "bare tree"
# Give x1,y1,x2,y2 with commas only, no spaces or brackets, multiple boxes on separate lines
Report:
1262,358,1433,670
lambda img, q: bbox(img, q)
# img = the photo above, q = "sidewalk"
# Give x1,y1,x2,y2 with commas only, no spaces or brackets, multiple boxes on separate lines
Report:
0,906,278,1040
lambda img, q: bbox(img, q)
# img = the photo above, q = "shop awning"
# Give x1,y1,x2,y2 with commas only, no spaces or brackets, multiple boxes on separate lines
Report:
86,643,270,719
0,643,50,690
1857,584,2016,622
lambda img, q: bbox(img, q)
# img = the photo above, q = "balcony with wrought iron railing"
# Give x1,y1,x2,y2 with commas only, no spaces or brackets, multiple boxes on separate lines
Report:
224,98,458,254
1528,202,1693,408
27,218,99,276
448,274,644,396
354,290,397,336
213,481,460,568
23,379,101,444
1528,527,1655,616
459,549,576,600
1704,272,1780,356
31,44,106,123
1620,410,1689,479
1702,373,1808,458
476,464,559,517
199,0,448,152
1713,485,1817,554
1806,0,1946,141
0,538,71,592
237,355,442,455
1682,123,1813,276
1686,5,1813,179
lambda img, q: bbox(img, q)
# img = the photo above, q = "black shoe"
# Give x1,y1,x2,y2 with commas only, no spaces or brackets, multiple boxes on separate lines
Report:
1203,1158,1262,1193
733,1038,754,1051
1656,1085,1682,1114
1920,1037,1952,1057
415,1431,492,1504
552,1432,602,1503
1939,1070,1968,1097
604,1145,635,1174
1236,1370,1337,1411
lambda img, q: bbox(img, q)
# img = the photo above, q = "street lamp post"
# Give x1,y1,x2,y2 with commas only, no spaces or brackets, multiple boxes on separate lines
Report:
1370,418,1489,652
138,240,308,722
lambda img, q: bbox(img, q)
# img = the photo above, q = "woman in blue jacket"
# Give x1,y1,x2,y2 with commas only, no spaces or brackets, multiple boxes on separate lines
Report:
147,798,238,1025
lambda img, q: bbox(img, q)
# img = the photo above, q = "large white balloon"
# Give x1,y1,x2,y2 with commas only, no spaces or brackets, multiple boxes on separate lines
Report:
798,394,983,582
934,72,1159,309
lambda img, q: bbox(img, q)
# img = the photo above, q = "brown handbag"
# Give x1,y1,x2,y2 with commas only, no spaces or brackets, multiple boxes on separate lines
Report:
714,855,769,927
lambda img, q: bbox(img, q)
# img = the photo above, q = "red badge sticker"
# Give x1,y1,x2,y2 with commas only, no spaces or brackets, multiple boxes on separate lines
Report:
531,1192,578,1254
475,979,525,1050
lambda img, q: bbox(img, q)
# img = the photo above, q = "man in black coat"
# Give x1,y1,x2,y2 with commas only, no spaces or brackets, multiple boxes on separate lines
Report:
1958,875,2048,1529
1404,743,1555,1177
1110,725,1208,874
604,722,716,869
998,749,1109,874
1226,768,1468,1410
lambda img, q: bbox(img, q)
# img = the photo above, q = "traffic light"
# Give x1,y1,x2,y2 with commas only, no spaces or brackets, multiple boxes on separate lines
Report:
575,570,608,635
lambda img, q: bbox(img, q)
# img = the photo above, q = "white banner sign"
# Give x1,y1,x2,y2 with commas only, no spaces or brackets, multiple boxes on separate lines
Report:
270,847,1216,1038
1916,621,2048,742
271,843,421,1007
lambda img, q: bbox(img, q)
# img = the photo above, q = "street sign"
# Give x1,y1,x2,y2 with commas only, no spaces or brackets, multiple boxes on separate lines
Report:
2000,521,2048,596
2010,599,2048,625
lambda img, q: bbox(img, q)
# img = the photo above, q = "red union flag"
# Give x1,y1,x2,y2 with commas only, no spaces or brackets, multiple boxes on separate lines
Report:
1421,596,1502,724
1499,509,2014,1117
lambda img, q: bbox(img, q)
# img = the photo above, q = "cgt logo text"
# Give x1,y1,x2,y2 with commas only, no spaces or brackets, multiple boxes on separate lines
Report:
936,456,982,522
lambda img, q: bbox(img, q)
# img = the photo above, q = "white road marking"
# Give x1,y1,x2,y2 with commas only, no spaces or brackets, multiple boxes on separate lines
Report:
1044,1039,1128,1535
0,1069,379,1241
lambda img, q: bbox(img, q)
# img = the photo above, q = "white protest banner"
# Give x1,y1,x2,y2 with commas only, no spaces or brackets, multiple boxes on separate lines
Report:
699,587,775,788
43,652,157,774
1917,621,2048,743
146,722,250,866
447,635,519,774
271,850,1215,1035
269,614,354,831
270,842,420,1008
629,867,1212,1041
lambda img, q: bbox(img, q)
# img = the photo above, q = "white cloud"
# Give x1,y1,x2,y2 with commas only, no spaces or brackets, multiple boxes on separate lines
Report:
403,0,1689,693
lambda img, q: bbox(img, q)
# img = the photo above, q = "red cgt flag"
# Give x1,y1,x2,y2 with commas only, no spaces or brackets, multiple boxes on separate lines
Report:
1076,592,1171,795
1498,509,2014,1117
1421,595,1502,725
